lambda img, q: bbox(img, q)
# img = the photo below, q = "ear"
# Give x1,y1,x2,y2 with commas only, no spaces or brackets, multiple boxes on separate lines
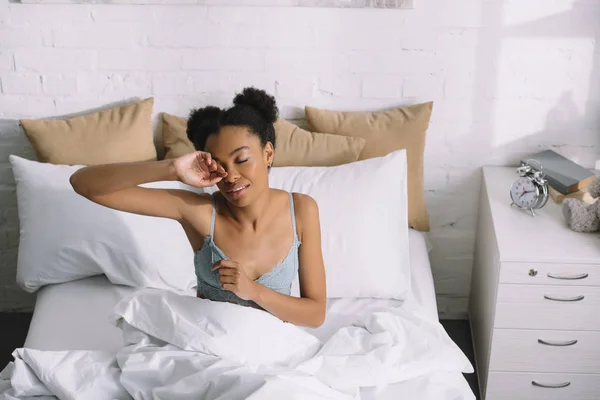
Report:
263,141,274,168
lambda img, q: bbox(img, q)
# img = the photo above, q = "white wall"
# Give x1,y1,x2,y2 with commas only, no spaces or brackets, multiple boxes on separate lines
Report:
0,0,598,318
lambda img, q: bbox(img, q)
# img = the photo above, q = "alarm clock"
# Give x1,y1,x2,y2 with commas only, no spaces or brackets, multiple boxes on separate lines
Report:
510,159,549,217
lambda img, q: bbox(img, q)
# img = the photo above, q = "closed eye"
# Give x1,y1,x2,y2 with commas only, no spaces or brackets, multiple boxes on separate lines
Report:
237,159,248,164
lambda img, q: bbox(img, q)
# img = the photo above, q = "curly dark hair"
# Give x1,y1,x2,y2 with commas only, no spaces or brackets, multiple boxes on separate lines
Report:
186,87,279,152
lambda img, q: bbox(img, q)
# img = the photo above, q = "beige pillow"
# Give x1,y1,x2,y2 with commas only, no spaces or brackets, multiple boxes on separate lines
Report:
20,97,156,166
305,102,433,232
161,113,366,167
162,112,192,160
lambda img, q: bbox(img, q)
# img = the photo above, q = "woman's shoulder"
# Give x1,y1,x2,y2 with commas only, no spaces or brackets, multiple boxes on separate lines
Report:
287,192,319,232
288,193,320,243
270,189,318,213
290,192,317,212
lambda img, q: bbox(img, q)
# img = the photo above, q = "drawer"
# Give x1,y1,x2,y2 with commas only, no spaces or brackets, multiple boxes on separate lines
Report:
486,372,600,400
500,262,600,286
495,284,600,330
490,329,600,373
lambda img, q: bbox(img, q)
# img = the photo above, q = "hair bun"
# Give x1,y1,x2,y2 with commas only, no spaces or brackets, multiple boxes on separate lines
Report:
233,87,278,124
186,106,222,143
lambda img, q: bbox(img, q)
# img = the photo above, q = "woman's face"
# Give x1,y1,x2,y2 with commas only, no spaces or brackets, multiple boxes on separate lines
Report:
204,125,273,207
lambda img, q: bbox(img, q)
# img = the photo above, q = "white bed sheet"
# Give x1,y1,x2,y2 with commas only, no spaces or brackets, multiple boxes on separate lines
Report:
15,229,474,399
24,229,437,351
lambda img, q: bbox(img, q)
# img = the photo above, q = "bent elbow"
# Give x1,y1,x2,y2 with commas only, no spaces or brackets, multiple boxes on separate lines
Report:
69,171,89,198
69,172,82,194
308,306,326,328
309,316,325,329
311,318,325,329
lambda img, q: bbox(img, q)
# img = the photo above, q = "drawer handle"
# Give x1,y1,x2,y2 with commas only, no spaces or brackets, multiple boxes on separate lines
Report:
537,338,578,346
543,294,585,302
548,272,589,280
531,380,571,389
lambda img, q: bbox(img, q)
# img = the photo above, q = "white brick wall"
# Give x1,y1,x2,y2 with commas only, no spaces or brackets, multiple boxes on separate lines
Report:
1,0,599,318
0,73,41,94
15,49,97,72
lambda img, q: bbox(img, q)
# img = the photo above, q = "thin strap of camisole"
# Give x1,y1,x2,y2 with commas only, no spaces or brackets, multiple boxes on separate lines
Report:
209,193,216,236
288,192,298,240
208,192,297,239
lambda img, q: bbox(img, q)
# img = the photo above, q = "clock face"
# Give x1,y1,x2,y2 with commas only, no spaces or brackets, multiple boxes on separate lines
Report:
511,176,539,209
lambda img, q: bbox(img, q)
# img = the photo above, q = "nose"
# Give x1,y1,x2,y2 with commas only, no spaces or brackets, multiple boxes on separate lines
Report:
224,166,239,183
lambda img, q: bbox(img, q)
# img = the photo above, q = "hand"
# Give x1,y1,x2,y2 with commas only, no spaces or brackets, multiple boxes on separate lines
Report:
211,260,258,301
172,151,227,188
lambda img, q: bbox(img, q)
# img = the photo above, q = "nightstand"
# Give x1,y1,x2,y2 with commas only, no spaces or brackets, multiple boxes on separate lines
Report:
469,166,600,400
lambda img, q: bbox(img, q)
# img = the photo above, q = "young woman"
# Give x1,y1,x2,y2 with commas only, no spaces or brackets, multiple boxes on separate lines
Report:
70,87,326,328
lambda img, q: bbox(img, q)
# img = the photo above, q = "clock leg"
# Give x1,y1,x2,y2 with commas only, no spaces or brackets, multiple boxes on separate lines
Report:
530,208,536,217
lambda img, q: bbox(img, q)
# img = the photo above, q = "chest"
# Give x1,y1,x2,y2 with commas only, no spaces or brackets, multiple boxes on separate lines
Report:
471,167,600,400
212,216,295,280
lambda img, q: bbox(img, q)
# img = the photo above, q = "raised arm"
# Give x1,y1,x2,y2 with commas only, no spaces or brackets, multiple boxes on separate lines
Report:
69,151,227,223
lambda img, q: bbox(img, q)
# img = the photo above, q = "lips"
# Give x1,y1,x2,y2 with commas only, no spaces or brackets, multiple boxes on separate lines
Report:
226,184,250,198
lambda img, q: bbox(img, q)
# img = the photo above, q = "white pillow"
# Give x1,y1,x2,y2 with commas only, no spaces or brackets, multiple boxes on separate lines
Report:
204,149,411,300
9,155,197,293
113,289,321,369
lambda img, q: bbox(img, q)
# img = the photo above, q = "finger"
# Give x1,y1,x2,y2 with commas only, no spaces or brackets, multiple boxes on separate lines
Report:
219,276,237,286
216,164,227,176
211,260,239,271
218,267,240,278
197,155,210,173
212,264,237,274
201,152,212,164
203,157,216,172
218,267,239,277
206,159,215,172
222,283,237,292
206,159,218,173
211,260,222,271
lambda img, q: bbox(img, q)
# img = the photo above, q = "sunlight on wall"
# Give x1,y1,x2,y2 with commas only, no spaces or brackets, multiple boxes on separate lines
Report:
492,38,595,147
502,0,575,26
491,0,596,150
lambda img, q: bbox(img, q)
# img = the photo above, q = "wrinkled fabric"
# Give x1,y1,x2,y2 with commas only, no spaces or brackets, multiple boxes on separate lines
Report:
1,289,475,400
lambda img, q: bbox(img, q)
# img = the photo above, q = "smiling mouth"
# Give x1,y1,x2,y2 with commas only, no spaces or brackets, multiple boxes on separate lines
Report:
226,184,250,197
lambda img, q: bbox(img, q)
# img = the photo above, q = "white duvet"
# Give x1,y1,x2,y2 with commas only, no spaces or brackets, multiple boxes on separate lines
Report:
0,289,475,400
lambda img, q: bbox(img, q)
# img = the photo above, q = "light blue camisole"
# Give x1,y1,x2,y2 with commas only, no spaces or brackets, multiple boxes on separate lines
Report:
194,192,301,308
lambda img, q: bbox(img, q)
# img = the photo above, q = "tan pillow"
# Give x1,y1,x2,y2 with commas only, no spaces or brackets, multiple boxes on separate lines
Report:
161,113,366,167
305,102,433,232
271,118,366,167
20,97,156,165
162,112,192,160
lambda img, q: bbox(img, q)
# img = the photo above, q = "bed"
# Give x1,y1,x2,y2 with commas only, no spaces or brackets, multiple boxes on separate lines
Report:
9,230,475,400
2,149,476,399
23,229,437,352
